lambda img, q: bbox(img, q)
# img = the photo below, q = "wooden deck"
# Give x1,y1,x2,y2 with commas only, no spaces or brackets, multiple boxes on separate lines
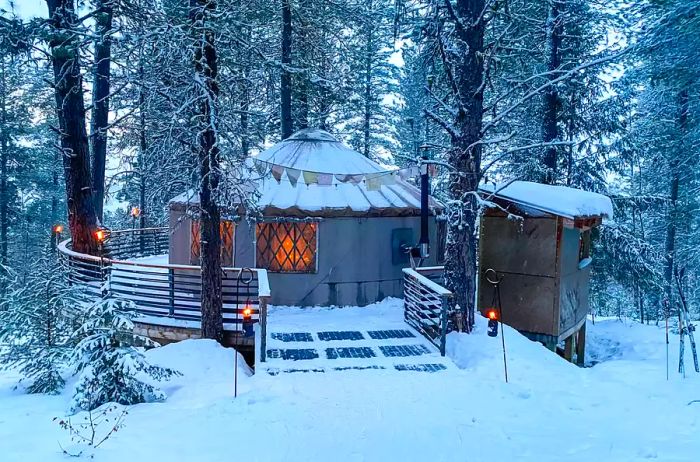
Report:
57,227,270,361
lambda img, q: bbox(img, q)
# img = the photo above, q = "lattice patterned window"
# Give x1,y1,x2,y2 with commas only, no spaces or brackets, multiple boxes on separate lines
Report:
256,222,317,273
191,220,235,266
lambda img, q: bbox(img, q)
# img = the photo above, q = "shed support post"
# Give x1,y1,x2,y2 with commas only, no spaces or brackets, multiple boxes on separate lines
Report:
575,322,586,367
564,335,574,362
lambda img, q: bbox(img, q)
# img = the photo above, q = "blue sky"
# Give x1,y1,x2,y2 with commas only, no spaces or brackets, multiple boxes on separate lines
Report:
2,0,46,18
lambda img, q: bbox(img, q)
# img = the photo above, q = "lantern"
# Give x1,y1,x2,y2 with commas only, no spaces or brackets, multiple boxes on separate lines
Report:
242,305,254,337
53,224,64,234
95,229,106,242
131,206,141,218
487,309,499,337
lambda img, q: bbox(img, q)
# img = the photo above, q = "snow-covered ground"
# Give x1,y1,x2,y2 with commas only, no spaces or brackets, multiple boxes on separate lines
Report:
1,299,698,461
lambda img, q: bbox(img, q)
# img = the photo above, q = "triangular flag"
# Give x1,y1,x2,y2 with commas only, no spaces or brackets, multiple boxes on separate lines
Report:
318,173,333,186
271,164,284,183
287,168,301,187
335,174,351,183
428,164,438,177
348,174,364,185
303,170,319,185
254,160,268,176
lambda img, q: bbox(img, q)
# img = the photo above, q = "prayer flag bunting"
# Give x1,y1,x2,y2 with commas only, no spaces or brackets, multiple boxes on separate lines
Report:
286,168,301,187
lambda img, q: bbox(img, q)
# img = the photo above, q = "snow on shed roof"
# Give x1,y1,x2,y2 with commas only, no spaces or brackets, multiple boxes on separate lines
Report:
254,128,386,175
479,181,613,220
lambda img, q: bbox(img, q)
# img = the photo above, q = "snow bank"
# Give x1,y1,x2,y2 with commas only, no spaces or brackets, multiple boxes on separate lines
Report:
480,181,614,219
2,309,699,462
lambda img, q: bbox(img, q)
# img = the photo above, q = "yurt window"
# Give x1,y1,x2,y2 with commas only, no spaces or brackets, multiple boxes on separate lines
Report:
256,222,318,273
191,220,235,266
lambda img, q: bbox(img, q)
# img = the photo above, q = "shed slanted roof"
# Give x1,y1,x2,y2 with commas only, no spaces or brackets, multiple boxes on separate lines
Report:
479,181,613,220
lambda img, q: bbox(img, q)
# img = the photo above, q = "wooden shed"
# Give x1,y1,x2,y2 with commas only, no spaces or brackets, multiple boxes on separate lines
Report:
477,181,613,364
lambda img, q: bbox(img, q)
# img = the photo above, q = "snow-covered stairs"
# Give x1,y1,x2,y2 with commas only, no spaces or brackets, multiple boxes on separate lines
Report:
259,327,454,375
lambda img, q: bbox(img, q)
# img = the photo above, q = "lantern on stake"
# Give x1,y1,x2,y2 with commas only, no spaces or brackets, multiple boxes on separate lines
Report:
487,308,499,337
484,268,509,383
242,303,254,338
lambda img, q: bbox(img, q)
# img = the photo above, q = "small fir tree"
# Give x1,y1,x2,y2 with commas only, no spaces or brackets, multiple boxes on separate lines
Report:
70,297,179,412
0,252,81,394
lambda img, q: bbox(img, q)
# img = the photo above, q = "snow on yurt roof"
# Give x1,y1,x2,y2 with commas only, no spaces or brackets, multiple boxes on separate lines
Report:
479,181,613,220
170,129,443,218
254,128,386,175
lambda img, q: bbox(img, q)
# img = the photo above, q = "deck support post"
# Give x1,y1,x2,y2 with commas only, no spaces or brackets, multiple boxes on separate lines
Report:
260,297,268,362
575,322,586,367
168,268,175,316
439,294,449,356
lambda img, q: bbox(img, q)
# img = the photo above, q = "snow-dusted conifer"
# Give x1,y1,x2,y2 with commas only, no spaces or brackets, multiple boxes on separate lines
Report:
0,252,80,394
70,298,179,412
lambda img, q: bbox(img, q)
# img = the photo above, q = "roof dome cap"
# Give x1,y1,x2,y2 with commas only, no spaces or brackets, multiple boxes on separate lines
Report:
256,128,385,175
286,128,338,142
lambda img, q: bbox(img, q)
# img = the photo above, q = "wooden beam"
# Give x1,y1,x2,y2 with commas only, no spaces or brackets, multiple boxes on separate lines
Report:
575,322,586,367
564,335,574,362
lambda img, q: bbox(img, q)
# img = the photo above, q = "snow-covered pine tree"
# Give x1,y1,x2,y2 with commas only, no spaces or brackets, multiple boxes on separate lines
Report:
344,0,400,159
70,297,179,412
0,251,81,394
593,0,700,320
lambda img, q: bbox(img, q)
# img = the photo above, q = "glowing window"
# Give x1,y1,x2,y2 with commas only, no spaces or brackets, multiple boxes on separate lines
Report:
256,222,317,273
191,220,235,266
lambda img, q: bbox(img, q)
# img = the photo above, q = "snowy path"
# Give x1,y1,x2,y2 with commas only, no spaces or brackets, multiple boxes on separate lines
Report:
1,299,699,462
262,299,454,375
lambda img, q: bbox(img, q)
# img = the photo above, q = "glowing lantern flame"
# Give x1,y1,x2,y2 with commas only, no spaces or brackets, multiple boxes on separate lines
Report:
53,224,64,234
131,206,141,218
487,309,498,321
95,230,105,242
242,306,253,318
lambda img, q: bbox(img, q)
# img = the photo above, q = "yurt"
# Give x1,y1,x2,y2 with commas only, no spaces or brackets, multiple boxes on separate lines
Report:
168,129,445,307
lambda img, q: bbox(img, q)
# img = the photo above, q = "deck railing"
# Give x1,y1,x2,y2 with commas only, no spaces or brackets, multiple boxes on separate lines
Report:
402,266,452,356
57,228,270,361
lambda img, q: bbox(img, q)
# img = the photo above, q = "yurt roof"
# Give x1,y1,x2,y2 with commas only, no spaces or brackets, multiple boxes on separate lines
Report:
255,128,386,175
479,181,613,220
170,129,443,218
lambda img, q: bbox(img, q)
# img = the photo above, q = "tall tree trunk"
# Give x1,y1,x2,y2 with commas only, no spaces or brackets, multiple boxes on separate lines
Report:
90,0,113,222
541,0,564,184
362,0,374,158
280,0,293,139
0,58,8,270
295,1,310,131
191,0,223,342
441,0,486,332
663,88,688,303
138,49,147,230
240,25,251,157
46,0,99,255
